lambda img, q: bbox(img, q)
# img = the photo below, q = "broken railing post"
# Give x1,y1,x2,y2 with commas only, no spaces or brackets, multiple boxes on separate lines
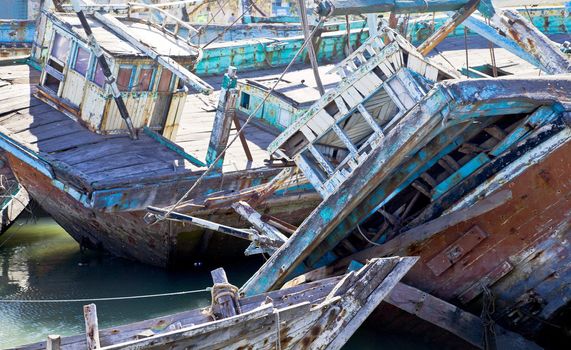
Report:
84,303,101,349
210,268,240,319
206,66,238,169
46,335,61,350
297,0,325,96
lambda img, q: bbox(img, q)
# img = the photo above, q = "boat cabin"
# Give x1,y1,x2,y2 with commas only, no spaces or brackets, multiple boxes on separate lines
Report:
236,66,341,131
33,11,201,140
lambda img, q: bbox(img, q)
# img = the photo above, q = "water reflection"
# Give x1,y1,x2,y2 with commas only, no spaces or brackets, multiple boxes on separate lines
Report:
0,216,428,350
0,217,259,348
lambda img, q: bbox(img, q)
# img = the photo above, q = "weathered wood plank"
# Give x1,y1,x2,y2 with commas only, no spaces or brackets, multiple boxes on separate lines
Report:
386,283,542,350
84,304,101,350
335,190,512,266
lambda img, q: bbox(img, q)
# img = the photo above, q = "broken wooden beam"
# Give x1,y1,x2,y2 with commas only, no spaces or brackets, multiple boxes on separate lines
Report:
417,0,480,56
232,201,288,243
386,283,542,349
46,335,61,350
86,0,213,94
206,66,238,169
487,9,571,74
231,113,253,162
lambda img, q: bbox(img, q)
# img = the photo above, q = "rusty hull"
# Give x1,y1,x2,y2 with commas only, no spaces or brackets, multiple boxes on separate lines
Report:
398,131,571,337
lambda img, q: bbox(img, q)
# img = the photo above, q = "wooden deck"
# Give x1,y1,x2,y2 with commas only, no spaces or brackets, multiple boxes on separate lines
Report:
0,65,291,189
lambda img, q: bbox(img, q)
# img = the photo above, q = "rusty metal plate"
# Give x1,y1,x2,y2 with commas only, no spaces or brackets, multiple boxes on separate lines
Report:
426,225,488,276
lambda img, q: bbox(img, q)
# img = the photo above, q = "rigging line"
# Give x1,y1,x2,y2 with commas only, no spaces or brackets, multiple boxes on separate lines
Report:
189,0,233,40
0,288,212,303
157,18,326,220
356,225,382,247
200,0,265,49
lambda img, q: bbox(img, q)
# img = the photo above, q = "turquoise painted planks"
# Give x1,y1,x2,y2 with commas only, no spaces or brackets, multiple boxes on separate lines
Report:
432,153,491,200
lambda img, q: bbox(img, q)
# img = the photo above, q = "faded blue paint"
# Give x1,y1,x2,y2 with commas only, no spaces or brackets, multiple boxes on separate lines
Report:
0,20,35,45
0,127,92,206
306,124,472,267
490,106,557,157
432,153,491,200
460,14,544,71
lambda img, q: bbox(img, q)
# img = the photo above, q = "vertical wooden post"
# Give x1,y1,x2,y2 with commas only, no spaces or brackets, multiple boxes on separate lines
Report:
84,303,101,349
367,13,378,37
297,0,325,96
211,268,239,318
46,335,61,350
206,66,238,169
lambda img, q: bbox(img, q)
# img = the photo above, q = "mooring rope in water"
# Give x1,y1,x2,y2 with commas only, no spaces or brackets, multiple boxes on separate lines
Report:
0,288,212,303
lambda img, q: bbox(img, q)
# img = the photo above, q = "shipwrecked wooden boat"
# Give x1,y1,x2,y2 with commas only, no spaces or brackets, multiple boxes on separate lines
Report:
0,3,322,267
14,257,417,350
238,1,571,343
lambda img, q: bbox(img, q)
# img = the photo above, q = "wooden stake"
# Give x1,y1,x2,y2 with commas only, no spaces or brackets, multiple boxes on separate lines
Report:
211,268,239,318
46,335,61,350
297,0,325,95
83,303,101,349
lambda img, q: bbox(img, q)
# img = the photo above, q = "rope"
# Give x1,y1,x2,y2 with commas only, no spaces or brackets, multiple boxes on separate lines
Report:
464,26,470,78
157,18,326,221
211,282,242,314
0,288,212,303
481,285,497,350
356,225,381,247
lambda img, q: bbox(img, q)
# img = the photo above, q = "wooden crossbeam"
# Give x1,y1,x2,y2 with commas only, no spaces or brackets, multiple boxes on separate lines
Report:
417,0,481,56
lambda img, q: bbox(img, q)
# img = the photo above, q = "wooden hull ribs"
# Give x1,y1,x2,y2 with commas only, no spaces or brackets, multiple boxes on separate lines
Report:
241,27,571,343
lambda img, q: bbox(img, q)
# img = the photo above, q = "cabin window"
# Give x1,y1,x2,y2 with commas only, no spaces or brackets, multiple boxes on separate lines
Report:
51,33,70,63
135,67,154,91
117,66,134,91
157,69,173,92
240,92,250,109
73,46,91,76
92,60,106,87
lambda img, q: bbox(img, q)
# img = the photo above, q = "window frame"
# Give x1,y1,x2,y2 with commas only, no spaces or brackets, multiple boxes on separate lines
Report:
91,59,107,87
133,65,156,92
116,64,136,92
157,68,174,93
71,43,92,77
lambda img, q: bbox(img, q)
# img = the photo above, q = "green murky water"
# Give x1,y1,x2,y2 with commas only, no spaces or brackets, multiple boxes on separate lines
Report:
0,217,432,349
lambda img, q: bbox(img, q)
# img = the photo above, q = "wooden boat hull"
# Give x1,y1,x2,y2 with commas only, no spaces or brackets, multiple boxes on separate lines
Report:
325,120,571,339
5,153,319,267
397,128,571,338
